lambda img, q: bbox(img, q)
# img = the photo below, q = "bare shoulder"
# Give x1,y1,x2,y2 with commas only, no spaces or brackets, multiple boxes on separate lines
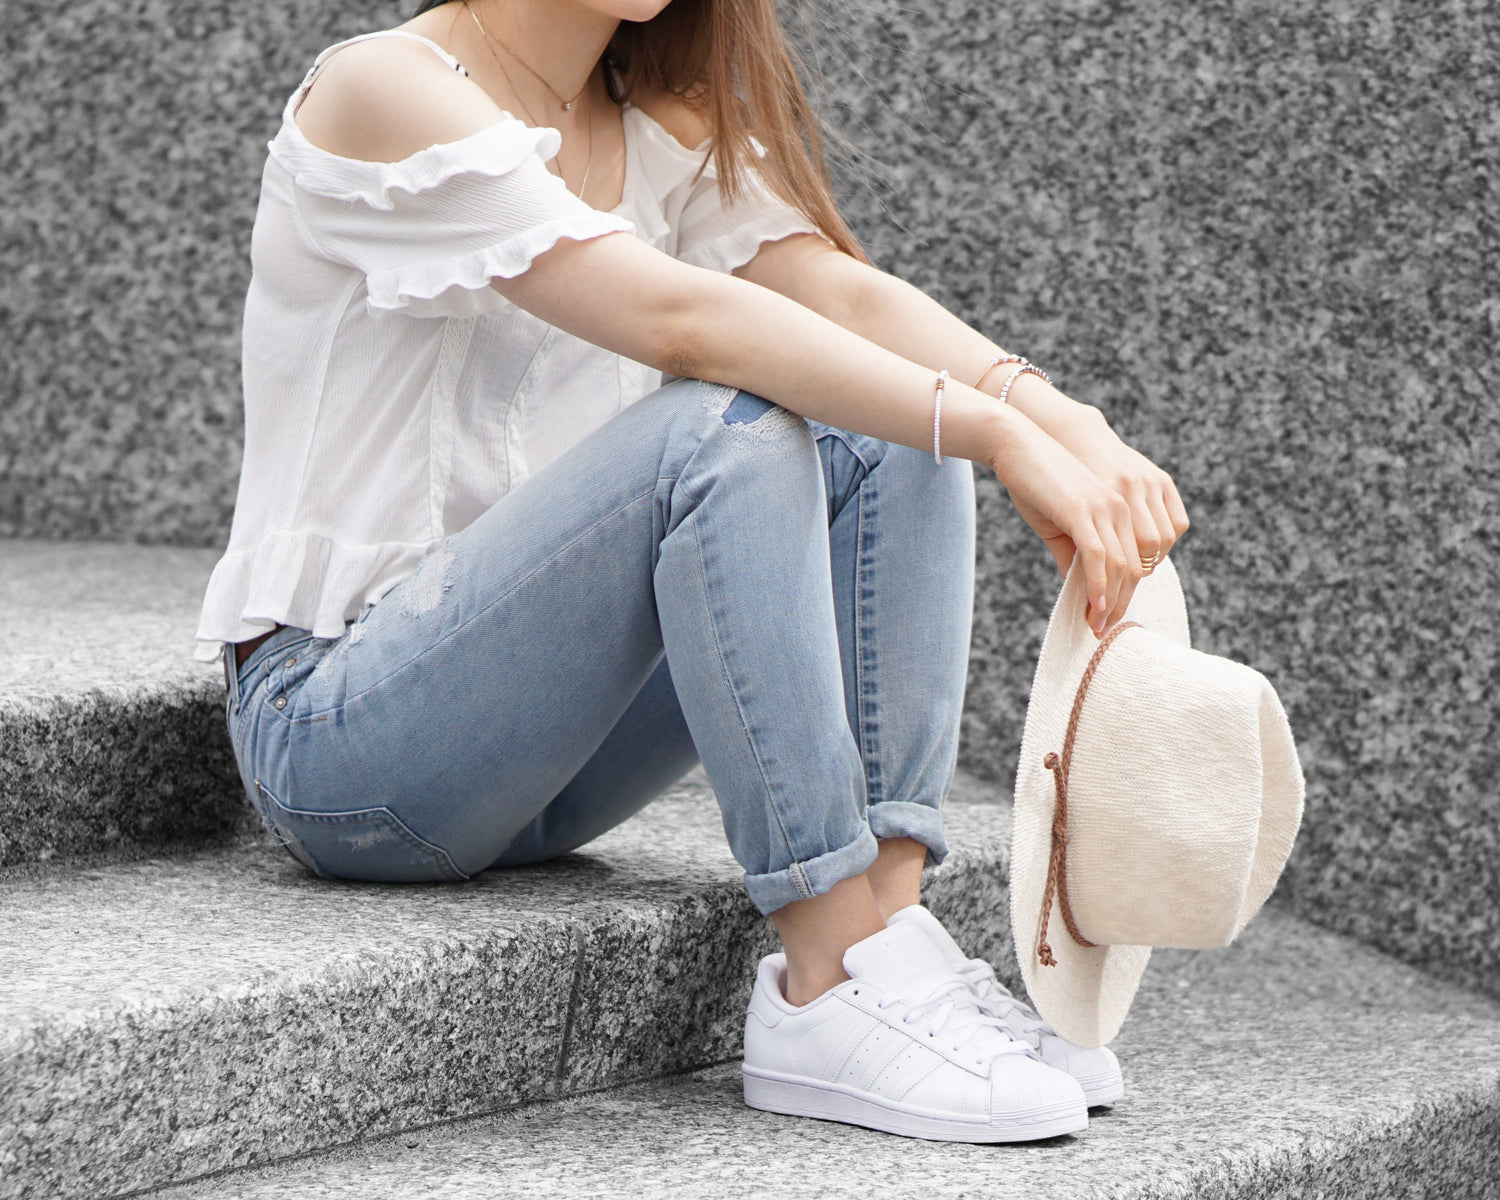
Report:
629,84,713,151
291,34,507,164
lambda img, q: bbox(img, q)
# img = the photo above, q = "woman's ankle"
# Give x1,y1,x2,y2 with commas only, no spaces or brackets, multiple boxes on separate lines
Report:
770,871,888,1007
865,836,927,921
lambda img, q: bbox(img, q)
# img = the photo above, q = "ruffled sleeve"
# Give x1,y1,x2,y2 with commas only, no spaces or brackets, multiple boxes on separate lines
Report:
269,117,636,319
661,132,830,275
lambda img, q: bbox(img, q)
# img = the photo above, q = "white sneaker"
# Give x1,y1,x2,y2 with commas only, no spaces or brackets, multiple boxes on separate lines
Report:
742,920,1088,1142
887,904,1126,1107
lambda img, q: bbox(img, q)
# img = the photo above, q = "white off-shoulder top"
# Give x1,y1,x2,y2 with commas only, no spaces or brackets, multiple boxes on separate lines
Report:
193,28,826,664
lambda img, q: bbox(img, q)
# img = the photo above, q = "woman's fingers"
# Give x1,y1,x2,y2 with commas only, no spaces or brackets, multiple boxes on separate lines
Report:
1162,472,1191,537
1144,486,1177,560
1103,494,1140,633
1043,532,1077,580
1079,494,1134,636
989,417,1165,634
1079,528,1111,635
1127,484,1164,567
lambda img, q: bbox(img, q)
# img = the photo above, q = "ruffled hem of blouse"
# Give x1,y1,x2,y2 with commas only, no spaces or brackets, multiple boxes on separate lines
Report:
192,530,437,663
363,210,637,318
676,208,827,276
268,117,562,212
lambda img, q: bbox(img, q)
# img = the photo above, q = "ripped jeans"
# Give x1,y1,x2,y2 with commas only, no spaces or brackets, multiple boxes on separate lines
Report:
224,376,977,916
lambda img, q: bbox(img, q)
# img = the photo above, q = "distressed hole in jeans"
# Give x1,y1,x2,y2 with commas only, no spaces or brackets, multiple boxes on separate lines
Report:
399,544,456,617
702,385,804,444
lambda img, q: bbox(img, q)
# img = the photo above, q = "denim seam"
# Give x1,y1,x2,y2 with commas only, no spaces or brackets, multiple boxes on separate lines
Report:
811,424,878,475
663,470,703,508
743,826,878,913
253,777,470,881
246,631,320,683
275,488,659,722
866,799,949,868
261,635,338,722
232,631,319,724
683,494,812,902
855,457,883,807
232,691,254,750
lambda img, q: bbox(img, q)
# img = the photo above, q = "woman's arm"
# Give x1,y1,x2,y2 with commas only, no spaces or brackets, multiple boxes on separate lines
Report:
293,43,1149,631
735,237,1191,575
499,233,1146,630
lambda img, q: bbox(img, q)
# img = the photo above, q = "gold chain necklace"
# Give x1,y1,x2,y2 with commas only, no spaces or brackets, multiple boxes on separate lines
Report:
468,1,588,109
463,1,592,202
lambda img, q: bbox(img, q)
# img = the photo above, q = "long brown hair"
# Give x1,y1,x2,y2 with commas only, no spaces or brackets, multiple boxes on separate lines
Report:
413,0,870,265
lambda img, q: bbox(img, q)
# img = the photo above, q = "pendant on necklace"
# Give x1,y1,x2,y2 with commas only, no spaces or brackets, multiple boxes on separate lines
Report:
562,101,573,110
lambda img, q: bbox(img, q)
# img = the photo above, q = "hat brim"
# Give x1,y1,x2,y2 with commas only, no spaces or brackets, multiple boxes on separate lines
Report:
1009,553,1191,1048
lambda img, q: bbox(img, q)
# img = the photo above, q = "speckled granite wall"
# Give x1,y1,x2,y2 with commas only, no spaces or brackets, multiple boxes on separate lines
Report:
798,0,1500,1002
0,0,410,546
2,0,1494,1001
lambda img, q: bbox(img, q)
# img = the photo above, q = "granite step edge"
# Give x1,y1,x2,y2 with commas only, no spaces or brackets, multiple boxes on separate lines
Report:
0,678,248,872
150,1064,1500,1200
0,798,1011,1200
146,912,1500,1200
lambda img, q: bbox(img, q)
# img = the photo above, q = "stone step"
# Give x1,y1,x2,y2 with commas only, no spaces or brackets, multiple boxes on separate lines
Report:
152,907,1500,1200
0,539,242,870
0,775,1007,1200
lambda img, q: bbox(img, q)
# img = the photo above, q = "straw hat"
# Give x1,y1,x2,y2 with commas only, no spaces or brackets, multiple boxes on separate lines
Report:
1009,553,1305,1048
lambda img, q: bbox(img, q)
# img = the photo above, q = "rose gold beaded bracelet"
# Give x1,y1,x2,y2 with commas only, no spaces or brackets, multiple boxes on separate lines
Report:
973,353,1026,390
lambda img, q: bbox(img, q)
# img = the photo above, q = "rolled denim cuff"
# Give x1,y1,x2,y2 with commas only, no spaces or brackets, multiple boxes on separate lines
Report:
867,800,949,870
742,825,880,916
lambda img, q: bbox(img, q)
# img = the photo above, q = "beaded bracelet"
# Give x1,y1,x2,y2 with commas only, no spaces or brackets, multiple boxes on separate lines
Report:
935,354,1056,466
973,353,1027,390
996,362,1051,407
932,368,949,465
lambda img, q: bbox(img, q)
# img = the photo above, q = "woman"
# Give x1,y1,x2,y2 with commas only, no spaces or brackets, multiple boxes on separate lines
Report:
195,0,1188,1144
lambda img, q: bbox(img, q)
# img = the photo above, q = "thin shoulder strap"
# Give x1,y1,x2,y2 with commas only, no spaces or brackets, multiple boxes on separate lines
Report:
310,29,470,78
290,29,470,117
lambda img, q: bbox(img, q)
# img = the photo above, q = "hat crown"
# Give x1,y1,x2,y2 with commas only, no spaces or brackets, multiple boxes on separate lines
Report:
1058,627,1298,949
1010,555,1305,1047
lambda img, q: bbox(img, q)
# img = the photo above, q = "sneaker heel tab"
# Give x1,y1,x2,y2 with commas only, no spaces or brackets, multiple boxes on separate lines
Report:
748,954,796,1019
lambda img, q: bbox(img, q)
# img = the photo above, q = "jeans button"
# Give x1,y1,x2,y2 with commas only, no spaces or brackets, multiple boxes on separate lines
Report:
273,696,288,710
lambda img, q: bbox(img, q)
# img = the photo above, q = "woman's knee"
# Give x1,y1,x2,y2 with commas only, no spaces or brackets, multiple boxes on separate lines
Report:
669,378,811,448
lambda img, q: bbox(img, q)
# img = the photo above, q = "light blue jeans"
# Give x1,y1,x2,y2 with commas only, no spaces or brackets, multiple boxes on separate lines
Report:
224,377,977,915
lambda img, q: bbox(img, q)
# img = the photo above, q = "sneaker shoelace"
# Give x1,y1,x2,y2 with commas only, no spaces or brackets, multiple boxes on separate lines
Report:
872,973,1036,1068
956,957,1055,1044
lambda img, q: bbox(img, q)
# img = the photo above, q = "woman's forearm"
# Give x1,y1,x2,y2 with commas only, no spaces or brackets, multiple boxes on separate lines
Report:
645,243,1186,630
678,265,1030,469
837,266,1109,445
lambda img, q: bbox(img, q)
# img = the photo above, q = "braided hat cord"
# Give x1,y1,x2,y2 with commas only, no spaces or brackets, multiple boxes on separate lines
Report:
1036,619,1143,967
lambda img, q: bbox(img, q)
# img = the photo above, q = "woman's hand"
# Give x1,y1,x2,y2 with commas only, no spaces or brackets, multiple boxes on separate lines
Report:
1050,406,1191,575
988,413,1149,636
987,379,1191,590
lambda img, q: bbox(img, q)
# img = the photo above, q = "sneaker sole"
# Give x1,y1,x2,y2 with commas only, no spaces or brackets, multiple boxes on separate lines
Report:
1078,1071,1125,1107
742,1065,1088,1143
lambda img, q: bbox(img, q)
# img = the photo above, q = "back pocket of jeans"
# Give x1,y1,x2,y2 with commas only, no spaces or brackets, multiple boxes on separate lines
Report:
252,779,469,883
